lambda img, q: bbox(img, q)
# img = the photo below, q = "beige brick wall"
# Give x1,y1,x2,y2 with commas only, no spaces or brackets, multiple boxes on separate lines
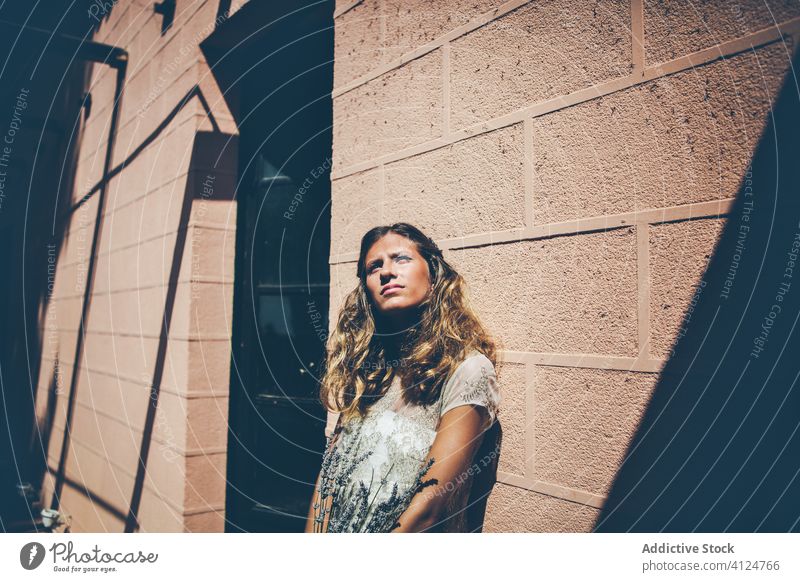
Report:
37,0,237,532
330,0,799,531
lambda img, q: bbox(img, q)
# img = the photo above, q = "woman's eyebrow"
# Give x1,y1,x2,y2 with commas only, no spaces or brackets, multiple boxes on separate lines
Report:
365,250,412,269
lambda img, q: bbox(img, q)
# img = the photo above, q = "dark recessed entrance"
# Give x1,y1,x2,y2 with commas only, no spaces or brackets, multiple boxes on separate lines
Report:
202,0,334,532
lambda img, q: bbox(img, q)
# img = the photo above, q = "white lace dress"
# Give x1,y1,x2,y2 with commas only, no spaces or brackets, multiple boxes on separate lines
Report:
316,352,501,533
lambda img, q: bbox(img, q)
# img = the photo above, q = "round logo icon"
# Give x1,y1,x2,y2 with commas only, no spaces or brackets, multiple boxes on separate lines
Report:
20,542,46,570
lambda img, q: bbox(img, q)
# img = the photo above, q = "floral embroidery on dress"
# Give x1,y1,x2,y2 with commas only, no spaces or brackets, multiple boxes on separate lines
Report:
457,365,499,423
313,417,438,532
313,352,500,533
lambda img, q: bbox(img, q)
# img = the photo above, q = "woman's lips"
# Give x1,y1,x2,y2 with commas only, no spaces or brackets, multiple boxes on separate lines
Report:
382,285,403,295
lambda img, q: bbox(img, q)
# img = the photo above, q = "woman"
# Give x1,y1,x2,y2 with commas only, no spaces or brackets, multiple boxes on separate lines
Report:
305,223,501,533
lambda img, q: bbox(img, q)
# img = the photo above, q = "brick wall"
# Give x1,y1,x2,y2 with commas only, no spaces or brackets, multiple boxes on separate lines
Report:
37,0,241,532
329,0,799,531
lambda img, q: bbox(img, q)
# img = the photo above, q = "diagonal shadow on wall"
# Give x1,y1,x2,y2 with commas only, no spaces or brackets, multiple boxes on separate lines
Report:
40,83,235,531
595,49,800,533
124,130,237,532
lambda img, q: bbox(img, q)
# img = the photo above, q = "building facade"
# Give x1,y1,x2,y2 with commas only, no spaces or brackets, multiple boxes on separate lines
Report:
27,0,800,532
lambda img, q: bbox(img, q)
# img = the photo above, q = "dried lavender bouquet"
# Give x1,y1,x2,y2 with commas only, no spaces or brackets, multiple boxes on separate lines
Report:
313,429,437,533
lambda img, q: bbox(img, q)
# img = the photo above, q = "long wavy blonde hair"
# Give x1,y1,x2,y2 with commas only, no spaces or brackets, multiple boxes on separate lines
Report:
321,223,497,423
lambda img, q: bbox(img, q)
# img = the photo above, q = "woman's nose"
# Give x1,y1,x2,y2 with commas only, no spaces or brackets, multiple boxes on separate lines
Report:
379,264,396,279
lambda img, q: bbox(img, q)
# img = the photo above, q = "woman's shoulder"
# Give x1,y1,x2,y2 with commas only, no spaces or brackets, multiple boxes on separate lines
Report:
440,350,501,424
453,350,495,377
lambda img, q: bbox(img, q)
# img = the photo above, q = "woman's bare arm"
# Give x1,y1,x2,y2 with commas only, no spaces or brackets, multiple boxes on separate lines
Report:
305,414,343,533
304,471,322,533
391,404,489,532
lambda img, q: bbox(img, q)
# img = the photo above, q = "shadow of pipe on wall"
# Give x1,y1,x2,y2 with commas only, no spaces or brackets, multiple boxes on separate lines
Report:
31,83,236,532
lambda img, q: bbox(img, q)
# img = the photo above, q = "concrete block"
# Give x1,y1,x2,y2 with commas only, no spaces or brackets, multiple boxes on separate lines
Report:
495,360,526,477
383,123,525,239
450,0,632,129
483,482,599,532
649,217,726,358
533,365,658,497
382,0,501,62
333,49,443,170
331,167,384,256
334,0,385,88
449,227,639,355
183,509,225,532
644,0,800,64
530,42,791,223
183,452,227,508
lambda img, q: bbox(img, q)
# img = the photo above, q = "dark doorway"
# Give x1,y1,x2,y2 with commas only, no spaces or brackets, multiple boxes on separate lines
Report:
202,1,334,532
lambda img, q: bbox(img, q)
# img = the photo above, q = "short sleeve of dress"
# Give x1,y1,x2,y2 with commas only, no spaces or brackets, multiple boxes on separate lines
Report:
440,353,501,429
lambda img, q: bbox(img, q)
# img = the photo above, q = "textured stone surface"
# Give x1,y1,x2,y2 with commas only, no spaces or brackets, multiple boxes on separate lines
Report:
138,489,183,532
333,49,443,171
448,227,639,355
530,41,791,224
650,218,726,358
533,366,659,496
495,361,526,477
58,407,188,511
40,1,237,532
91,225,234,295
64,359,229,452
450,0,632,129
644,0,800,64
331,167,384,256
334,0,384,88
383,123,525,240
328,262,359,337
483,482,600,532
184,452,227,508
57,485,126,532
183,509,225,532
334,0,500,88
382,0,501,62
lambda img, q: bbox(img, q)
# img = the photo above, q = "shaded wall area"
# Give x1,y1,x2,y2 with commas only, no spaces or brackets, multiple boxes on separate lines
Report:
328,0,800,531
0,1,95,532
596,48,800,532
1,0,242,532
39,2,240,533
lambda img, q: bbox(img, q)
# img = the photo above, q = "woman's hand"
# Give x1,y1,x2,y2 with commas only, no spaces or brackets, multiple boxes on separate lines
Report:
391,404,489,532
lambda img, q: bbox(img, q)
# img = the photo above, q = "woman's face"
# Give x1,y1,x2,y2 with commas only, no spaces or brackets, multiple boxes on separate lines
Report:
363,233,432,320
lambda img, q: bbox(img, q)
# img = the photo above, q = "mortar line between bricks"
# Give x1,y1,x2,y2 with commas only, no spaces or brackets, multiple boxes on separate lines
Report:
39,355,229,400
37,328,232,342
58,220,236,269
443,43,451,140
631,0,645,74
523,117,534,227
331,18,800,180
47,447,225,517
45,460,193,520
330,198,735,264
501,351,664,373
524,362,536,482
51,404,228,459
497,471,607,509
636,223,651,357
331,0,532,97
97,171,238,222
94,0,210,88
45,277,234,301
86,55,202,127
78,108,199,171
